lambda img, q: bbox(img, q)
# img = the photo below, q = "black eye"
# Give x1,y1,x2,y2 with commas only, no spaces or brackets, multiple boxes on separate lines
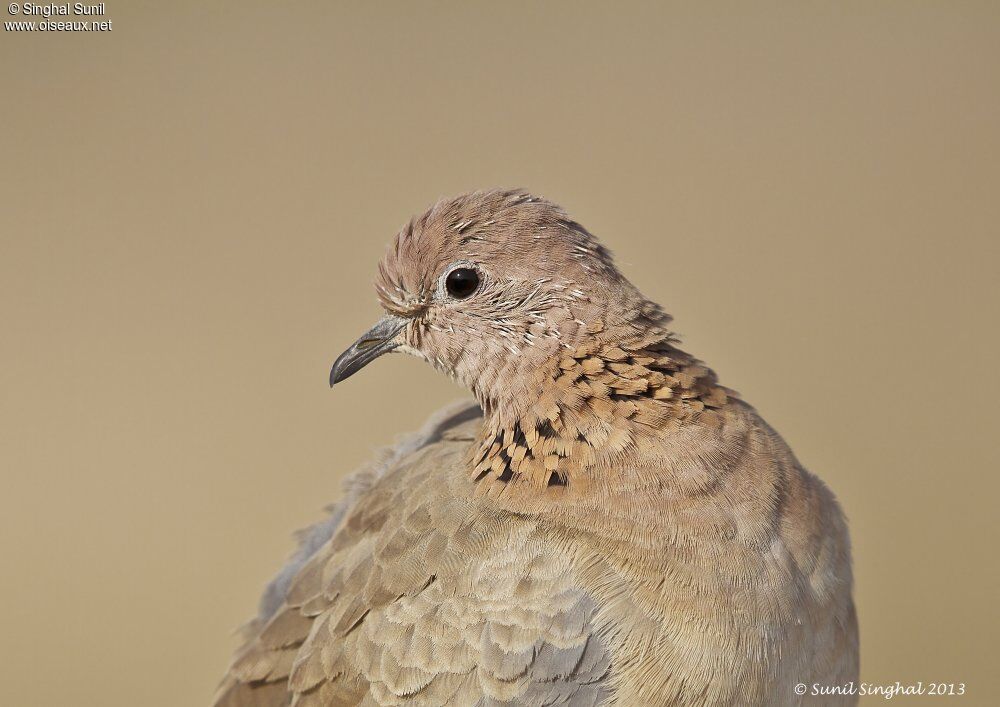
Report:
445,267,480,299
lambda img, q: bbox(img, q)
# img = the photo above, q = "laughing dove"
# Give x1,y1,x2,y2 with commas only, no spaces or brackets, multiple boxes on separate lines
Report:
215,189,858,706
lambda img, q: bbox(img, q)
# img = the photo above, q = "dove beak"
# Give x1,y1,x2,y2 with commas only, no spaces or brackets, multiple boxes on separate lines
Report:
329,315,409,386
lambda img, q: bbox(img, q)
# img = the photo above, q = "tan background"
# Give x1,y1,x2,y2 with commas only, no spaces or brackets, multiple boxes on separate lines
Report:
2,2,998,705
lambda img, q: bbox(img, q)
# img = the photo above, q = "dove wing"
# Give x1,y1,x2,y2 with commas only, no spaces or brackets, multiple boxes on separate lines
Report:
215,400,610,706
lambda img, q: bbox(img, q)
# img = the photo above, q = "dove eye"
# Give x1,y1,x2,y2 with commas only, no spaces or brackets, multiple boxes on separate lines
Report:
445,267,480,299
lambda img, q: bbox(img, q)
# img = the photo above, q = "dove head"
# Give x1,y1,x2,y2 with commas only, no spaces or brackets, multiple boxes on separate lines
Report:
330,189,669,418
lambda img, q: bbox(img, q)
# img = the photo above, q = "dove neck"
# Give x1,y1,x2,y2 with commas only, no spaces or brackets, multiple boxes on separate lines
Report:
468,331,729,493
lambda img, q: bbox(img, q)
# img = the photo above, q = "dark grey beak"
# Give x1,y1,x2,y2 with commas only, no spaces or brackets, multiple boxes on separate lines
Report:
329,315,408,386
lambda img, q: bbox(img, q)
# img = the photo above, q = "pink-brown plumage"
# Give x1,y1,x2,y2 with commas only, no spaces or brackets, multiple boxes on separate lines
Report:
216,189,858,706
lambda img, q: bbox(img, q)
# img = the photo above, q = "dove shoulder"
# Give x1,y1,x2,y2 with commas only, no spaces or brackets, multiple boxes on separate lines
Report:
527,397,859,706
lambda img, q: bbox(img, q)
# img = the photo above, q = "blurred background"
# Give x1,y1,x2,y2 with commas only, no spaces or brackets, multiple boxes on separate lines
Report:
2,2,998,705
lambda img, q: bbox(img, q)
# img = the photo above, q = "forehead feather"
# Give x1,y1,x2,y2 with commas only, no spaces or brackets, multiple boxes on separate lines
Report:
375,189,614,313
